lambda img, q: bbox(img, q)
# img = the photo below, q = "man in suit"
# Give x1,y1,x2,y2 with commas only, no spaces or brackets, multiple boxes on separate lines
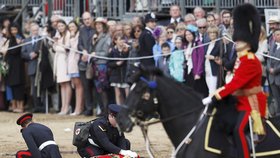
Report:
161,5,184,26
78,11,96,116
21,23,44,113
267,29,280,116
267,16,280,49
138,13,157,67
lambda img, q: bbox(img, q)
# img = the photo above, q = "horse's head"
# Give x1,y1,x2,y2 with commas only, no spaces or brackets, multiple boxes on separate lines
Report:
117,65,162,132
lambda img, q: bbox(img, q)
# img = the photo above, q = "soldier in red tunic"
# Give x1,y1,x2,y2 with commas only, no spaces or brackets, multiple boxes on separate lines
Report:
202,3,267,158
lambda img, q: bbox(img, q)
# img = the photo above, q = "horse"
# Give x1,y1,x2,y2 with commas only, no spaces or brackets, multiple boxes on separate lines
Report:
116,67,280,158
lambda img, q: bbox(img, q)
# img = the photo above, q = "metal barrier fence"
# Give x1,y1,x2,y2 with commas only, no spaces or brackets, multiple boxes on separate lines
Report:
0,0,41,6
1,0,279,20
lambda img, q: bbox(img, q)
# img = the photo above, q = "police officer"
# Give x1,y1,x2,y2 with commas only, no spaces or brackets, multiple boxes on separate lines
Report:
138,12,157,67
16,113,62,158
78,104,138,158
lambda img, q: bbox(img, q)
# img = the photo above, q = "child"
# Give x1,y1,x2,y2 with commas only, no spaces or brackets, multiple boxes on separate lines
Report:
169,37,185,82
157,42,171,78
108,33,129,105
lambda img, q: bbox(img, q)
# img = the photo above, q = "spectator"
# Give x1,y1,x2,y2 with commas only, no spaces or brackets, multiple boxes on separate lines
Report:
175,22,186,37
157,42,171,78
184,29,208,97
67,21,84,116
184,13,196,26
255,26,268,84
131,16,143,27
220,10,232,35
206,14,216,27
166,24,176,43
162,5,183,26
153,26,168,66
220,33,237,84
52,20,72,115
6,23,25,113
122,22,133,45
108,33,130,105
267,16,280,48
196,18,210,44
0,26,9,111
50,15,61,37
91,17,111,115
204,26,220,94
138,13,157,66
126,25,142,84
193,7,206,20
21,23,45,113
267,29,280,116
114,23,123,35
77,11,95,116
107,20,117,36
169,37,185,82
2,18,11,37
214,13,220,26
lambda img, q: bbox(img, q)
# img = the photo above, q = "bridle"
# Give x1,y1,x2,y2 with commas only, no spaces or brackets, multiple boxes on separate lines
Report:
128,76,207,158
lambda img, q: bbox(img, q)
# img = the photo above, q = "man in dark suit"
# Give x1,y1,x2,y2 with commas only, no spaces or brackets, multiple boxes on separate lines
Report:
78,11,96,116
161,5,184,26
21,23,44,113
267,29,280,116
138,13,157,67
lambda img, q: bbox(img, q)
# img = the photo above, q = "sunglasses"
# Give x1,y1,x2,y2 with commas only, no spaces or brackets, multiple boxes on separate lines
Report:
167,31,174,34
135,30,141,33
198,26,207,29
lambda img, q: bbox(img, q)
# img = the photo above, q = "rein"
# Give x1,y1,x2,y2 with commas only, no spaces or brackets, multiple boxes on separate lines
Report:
135,105,206,158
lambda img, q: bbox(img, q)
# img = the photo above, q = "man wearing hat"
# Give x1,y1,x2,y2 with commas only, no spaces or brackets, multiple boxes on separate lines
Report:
268,16,280,49
138,12,157,67
77,104,138,158
203,3,267,158
16,113,62,158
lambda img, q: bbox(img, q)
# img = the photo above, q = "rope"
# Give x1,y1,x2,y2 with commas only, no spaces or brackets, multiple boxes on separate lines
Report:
2,35,280,62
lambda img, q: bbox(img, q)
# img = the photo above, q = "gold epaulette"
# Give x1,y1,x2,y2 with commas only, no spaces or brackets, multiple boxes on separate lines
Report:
237,50,255,60
247,52,255,60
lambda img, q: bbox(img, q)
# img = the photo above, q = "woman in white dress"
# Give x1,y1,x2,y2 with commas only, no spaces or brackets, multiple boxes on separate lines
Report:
53,19,72,115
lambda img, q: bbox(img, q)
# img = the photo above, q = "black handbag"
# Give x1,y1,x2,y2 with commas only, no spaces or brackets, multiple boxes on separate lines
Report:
72,120,95,147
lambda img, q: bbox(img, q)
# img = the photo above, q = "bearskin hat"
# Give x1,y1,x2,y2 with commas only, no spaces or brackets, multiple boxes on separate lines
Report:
232,3,261,52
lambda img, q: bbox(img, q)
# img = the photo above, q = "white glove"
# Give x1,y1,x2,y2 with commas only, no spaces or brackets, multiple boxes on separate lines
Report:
120,150,138,158
202,96,212,105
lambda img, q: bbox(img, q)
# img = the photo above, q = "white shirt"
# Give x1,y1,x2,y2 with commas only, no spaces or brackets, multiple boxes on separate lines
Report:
145,27,153,34
170,18,181,24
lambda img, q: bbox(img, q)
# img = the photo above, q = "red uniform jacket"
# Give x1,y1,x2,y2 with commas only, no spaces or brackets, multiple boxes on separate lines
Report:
214,50,267,117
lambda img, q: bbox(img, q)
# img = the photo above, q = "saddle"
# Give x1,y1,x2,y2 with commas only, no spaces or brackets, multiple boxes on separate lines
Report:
204,109,280,157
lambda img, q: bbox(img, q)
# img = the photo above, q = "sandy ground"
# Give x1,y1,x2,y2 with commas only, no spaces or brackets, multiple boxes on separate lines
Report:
0,112,173,158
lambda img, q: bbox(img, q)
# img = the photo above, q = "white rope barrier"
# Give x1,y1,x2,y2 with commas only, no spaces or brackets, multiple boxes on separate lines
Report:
6,36,45,51
2,35,280,62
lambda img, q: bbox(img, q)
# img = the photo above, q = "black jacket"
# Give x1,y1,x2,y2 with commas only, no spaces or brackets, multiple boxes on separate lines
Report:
89,117,128,154
138,28,156,66
107,47,129,84
21,123,61,158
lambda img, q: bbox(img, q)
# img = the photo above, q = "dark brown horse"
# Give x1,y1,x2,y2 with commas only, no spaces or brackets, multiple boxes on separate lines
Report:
116,67,280,158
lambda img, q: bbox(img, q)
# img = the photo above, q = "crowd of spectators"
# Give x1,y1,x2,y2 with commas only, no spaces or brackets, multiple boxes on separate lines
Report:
0,4,279,117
